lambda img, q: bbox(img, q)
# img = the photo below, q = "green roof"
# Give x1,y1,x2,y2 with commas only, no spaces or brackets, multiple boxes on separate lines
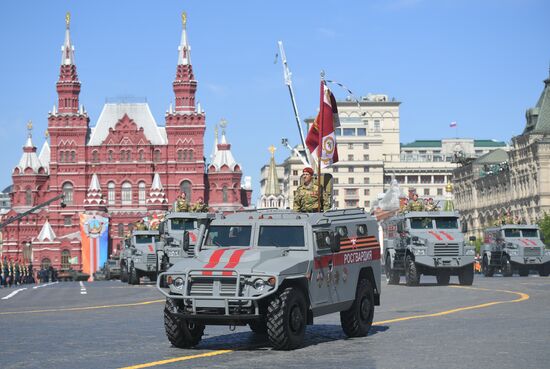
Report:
401,140,442,148
524,76,550,134
474,149,509,164
473,140,507,147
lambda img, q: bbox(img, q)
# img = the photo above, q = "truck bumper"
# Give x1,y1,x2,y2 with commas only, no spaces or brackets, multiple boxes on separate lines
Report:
510,255,550,266
415,255,475,269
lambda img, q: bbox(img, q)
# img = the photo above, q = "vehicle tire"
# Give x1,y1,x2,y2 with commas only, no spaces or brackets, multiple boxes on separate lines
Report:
405,255,420,286
539,265,550,277
385,256,400,285
436,272,450,285
106,270,111,280
482,256,494,277
458,265,474,285
249,319,268,335
164,298,204,348
340,278,374,338
266,287,307,350
121,266,128,283
518,267,529,277
130,266,140,285
502,256,513,277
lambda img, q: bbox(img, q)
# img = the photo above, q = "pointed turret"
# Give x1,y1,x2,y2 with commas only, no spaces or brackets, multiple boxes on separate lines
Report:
84,173,107,212
38,131,51,173
524,68,550,134
146,173,168,211
210,120,240,172
56,12,81,114
172,12,197,113
265,145,281,196
37,220,57,242
15,121,46,174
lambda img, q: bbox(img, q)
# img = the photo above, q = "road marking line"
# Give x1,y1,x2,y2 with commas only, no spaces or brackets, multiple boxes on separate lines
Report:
32,281,59,289
119,286,530,369
0,299,164,315
374,286,529,325
80,281,87,295
1,288,27,300
119,350,233,369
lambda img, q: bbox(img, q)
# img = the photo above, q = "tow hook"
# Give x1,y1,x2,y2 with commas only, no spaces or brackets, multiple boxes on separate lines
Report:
229,323,236,332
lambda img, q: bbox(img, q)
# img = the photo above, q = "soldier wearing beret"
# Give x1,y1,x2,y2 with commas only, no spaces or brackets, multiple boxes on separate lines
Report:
293,167,330,213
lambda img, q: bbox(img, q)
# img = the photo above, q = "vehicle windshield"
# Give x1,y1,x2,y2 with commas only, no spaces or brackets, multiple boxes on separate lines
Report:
170,218,195,231
135,235,154,244
410,218,433,229
504,229,521,238
434,217,459,229
522,229,539,238
258,226,305,247
205,226,252,247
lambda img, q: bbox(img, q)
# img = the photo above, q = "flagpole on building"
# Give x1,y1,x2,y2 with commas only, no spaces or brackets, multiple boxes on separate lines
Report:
317,72,325,213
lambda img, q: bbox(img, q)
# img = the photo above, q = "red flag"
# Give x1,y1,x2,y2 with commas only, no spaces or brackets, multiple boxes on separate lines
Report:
305,81,339,168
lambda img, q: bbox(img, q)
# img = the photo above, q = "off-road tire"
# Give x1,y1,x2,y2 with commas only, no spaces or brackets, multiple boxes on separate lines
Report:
436,272,450,285
340,278,374,337
129,266,140,285
385,256,400,285
405,255,420,286
539,265,550,277
518,267,529,277
502,256,513,277
164,298,204,348
105,270,111,280
121,266,128,283
266,287,307,350
249,319,268,335
482,256,494,277
458,265,474,285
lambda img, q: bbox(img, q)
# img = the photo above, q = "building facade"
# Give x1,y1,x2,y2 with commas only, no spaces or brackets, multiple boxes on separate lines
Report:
453,72,550,236
0,14,251,270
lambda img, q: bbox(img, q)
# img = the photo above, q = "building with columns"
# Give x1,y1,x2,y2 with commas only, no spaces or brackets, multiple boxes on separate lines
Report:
0,14,251,271
453,72,550,237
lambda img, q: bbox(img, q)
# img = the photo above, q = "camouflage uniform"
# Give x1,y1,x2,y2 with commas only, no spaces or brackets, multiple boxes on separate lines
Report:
175,197,189,212
135,221,148,231
191,201,209,213
293,181,330,213
407,199,424,212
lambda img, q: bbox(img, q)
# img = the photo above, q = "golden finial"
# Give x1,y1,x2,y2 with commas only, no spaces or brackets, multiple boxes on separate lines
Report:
268,145,276,157
445,182,453,193
182,12,187,27
27,120,33,131
65,12,71,28
45,129,49,139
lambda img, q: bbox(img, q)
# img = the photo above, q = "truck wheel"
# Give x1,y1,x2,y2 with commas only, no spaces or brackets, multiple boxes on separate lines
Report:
266,287,307,350
130,266,140,285
249,319,268,335
436,272,450,285
340,278,374,338
405,255,420,286
105,270,111,280
458,265,474,285
385,256,400,285
502,256,513,277
539,265,550,277
482,256,494,277
518,267,529,277
164,298,204,348
121,266,128,283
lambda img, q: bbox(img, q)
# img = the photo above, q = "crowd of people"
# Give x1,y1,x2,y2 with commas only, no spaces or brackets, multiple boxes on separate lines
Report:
0,257,61,287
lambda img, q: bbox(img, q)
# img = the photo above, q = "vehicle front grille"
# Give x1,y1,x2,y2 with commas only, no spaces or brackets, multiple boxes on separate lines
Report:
523,247,541,257
433,243,460,256
189,277,239,297
147,254,157,264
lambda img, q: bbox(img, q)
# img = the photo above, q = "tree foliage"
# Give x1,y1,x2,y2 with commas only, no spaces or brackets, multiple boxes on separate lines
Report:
538,212,550,247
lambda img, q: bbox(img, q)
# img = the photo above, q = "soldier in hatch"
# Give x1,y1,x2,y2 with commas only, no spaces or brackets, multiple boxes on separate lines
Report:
407,193,424,211
135,219,148,231
191,197,209,213
293,167,330,213
175,192,189,212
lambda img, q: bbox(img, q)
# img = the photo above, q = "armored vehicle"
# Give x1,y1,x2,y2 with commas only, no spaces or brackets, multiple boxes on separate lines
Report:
157,212,216,274
157,208,381,350
482,224,550,277
119,237,132,283
104,257,121,280
382,211,475,286
126,230,160,285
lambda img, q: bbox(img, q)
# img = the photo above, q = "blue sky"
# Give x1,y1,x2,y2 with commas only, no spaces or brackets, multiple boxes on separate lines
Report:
0,0,548,202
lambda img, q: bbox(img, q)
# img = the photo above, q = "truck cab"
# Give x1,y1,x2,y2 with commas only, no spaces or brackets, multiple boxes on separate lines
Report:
482,225,550,277
126,230,160,285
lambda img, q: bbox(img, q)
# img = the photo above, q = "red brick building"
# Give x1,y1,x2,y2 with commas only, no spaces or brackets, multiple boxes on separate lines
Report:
1,16,252,271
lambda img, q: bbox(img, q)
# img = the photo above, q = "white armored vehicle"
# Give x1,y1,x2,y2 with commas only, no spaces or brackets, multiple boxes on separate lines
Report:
126,230,160,285
157,208,381,350
482,224,550,277
382,211,476,286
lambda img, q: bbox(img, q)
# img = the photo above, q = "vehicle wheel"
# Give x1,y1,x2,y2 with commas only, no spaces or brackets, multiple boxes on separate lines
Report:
458,265,474,285
405,255,420,286
385,256,400,285
130,266,140,285
502,256,513,277
539,265,550,277
518,267,529,277
249,319,268,335
436,272,450,285
121,266,128,283
105,270,111,280
266,287,307,350
164,298,204,348
340,278,374,338
482,256,494,277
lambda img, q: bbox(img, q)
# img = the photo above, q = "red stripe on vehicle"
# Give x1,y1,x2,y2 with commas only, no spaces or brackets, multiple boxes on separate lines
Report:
439,231,454,241
528,239,537,246
148,245,154,252
519,239,529,246
202,249,227,276
428,231,443,240
222,249,247,276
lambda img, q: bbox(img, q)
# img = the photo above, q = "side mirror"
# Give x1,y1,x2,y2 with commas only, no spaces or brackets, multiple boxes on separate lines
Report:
412,236,419,243
183,231,190,252
461,223,468,233
469,236,476,242
165,236,174,245
330,232,341,253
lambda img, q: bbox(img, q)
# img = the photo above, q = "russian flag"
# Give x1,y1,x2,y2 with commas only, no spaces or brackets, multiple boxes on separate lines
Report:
450,121,457,128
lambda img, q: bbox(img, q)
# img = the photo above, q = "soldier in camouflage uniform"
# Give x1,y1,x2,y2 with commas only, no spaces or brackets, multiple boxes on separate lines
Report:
175,192,189,212
407,193,424,211
191,197,209,213
293,167,330,213
135,219,148,231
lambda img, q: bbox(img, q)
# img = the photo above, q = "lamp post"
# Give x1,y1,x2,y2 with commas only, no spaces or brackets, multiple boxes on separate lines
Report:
24,241,32,266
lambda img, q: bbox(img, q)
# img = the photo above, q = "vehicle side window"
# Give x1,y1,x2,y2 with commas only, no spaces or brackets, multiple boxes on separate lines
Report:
258,226,305,247
357,224,367,236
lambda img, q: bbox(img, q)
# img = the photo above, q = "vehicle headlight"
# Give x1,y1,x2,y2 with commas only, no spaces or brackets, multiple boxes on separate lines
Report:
134,250,143,256
506,242,518,249
508,250,519,256
413,248,426,256
253,278,266,291
465,248,475,256
545,250,550,256
413,239,426,246
172,277,185,290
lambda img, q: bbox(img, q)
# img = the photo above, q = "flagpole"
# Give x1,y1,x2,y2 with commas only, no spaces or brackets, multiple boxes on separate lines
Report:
318,72,324,213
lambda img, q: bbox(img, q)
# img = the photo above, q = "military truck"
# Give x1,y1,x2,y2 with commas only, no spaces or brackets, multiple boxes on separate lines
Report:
126,230,160,285
104,257,121,280
481,224,550,277
157,208,381,350
382,211,475,286
157,212,216,274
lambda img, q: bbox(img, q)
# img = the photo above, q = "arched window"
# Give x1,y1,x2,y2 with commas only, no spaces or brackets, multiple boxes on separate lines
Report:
59,151,64,162
61,250,70,269
120,150,125,161
222,186,228,203
92,150,99,163
118,223,124,237
108,150,113,162
107,182,115,205
62,182,73,205
183,150,188,160
138,150,144,162
154,149,161,162
138,181,146,205
126,150,132,161
25,188,32,206
41,258,51,270
180,180,192,201
177,150,183,161
189,150,193,160
70,151,76,162
121,181,132,205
